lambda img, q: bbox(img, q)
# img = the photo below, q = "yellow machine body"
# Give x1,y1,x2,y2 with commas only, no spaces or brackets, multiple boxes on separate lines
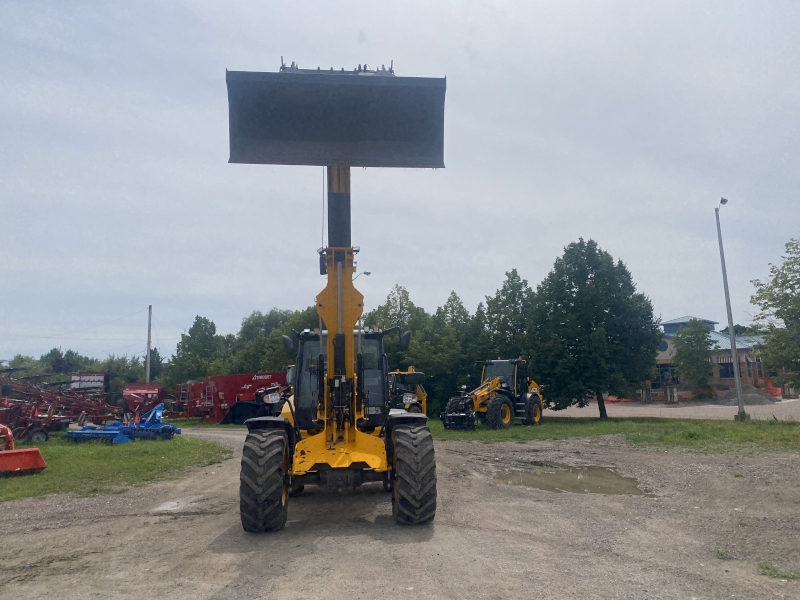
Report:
441,359,544,429
388,366,428,414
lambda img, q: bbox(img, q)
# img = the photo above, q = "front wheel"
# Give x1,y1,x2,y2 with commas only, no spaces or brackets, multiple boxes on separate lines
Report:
485,397,514,429
391,425,436,525
239,430,289,533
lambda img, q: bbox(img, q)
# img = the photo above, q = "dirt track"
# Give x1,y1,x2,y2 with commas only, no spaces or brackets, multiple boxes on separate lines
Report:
1,428,798,599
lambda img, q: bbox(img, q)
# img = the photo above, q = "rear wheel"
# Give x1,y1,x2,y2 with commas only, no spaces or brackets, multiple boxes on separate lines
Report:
391,425,436,526
523,398,543,426
486,397,514,429
239,430,289,533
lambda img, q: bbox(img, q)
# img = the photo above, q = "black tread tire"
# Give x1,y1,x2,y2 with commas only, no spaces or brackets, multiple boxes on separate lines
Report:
27,428,49,443
239,430,289,533
391,425,436,526
12,427,26,441
289,484,305,497
523,397,543,426
407,404,422,414
485,396,514,430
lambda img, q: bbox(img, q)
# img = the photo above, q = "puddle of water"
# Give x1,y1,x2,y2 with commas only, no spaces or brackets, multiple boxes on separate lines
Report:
495,463,652,496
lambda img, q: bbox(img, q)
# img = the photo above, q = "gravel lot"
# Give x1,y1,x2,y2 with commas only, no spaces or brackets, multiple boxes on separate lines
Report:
1,426,798,599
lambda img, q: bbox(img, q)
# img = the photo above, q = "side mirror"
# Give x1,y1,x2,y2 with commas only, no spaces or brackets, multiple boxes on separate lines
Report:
282,335,295,355
399,330,412,351
404,371,425,386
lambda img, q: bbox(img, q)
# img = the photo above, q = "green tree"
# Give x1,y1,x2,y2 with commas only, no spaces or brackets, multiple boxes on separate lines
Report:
99,354,145,404
161,316,229,388
236,309,294,346
720,324,755,336
148,347,164,380
672,319,718,397
403,306,463,415
528,239,662,419
364,285,431,368
255,306,320,372
485,269,533,359
40,347,95,374
751,237,800,388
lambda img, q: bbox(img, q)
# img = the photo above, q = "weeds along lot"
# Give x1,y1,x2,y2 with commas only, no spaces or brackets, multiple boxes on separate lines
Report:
429,417,800,451
1,434,231,502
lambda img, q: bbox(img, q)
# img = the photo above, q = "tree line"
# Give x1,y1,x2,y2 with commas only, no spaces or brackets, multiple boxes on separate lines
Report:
160,238,664,419
11,235,797,417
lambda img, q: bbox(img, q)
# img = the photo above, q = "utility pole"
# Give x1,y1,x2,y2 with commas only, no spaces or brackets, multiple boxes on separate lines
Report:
145,305,152,383
715,199,747,421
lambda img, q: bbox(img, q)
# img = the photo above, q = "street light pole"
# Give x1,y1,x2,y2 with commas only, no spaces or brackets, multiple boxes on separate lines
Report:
715,199,747,421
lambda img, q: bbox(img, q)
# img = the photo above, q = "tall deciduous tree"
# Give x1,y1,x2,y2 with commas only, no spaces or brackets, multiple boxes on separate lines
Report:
162,316,228,387
751,237,800,388
672,319,717,397
485,269,533,360
529,239,661,419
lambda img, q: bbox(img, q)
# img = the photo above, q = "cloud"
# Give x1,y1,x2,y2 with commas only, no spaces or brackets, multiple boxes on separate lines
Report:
1,0,798,358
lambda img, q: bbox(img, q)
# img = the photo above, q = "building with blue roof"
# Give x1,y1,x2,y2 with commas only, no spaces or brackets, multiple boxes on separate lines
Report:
654,316,769,390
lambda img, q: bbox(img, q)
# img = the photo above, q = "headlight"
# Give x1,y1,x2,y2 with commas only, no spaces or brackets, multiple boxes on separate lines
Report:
402,393,416,403
267,393,282,404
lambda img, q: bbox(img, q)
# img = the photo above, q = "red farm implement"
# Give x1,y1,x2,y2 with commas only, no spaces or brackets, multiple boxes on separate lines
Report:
0,423,47,476
173,372,287,422
0,374,119,442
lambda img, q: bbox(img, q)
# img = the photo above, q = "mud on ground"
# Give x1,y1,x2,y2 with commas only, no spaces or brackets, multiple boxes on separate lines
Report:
1,428,798,599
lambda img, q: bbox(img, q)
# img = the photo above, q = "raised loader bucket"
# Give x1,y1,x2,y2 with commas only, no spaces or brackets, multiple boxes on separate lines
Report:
226,69,446,168
0,448,47,476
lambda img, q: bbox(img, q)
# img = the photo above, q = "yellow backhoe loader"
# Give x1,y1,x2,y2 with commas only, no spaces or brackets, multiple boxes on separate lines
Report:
226,62,445,531
441,359,544,429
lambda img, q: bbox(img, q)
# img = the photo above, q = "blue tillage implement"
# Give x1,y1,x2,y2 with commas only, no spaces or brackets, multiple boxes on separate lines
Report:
65,404,181,444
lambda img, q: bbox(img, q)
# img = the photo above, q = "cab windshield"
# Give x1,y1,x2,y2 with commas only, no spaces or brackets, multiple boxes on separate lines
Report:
482,361,515,386
295,335,386,413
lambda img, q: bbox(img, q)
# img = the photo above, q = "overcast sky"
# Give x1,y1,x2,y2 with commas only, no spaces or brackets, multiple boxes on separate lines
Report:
1,0,798,362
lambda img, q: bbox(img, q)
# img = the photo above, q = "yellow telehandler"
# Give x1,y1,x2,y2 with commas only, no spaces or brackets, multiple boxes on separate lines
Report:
441,359,544,429
226,63,445,531
388,367,427,414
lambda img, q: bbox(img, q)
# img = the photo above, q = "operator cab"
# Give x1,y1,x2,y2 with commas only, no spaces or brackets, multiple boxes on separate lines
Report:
481,359,528,396
292,330,388,431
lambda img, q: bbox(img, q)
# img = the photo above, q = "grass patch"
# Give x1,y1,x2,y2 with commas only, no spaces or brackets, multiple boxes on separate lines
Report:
715,548,731,560
428,417,800,451
1,433,231,502
758,562,800,579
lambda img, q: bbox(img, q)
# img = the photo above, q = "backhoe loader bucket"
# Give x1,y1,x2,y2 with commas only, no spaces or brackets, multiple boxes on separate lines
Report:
0,448,47,476
1,424,46,475
226,70,446,168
